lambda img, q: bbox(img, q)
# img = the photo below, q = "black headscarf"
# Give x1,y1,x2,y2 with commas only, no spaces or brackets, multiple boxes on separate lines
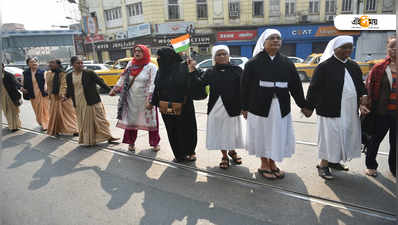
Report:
157,47,183,74
51,61,64,95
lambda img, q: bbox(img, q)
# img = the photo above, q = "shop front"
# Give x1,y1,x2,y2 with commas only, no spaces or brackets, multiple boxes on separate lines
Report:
215,30,257,58
258,25,360,60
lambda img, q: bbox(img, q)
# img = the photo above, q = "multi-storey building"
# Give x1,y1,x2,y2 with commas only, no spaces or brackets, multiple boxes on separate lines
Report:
79,0,395,62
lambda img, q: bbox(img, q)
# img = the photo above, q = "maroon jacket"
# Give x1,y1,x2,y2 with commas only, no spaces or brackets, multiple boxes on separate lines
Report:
366,56,391,103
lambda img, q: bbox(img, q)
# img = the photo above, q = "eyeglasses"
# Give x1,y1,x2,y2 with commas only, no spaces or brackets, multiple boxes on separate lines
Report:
215,53,228,57
266,36,281,41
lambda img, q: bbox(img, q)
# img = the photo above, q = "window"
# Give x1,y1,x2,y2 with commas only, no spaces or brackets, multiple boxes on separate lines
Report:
230,58,243,66
365,0,377,11
342,0,352,12
104,7,122,21
229,0,240,19
168,0,180,20
285,0,296,16
253,0,264,17
325,0,336,13
197,0,208,19
127,2,143,17
309,0,319,14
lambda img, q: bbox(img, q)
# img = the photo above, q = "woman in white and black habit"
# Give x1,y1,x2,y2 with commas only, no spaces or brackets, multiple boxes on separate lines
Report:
304,35,369,180
188,45,245,169
241,29,308,180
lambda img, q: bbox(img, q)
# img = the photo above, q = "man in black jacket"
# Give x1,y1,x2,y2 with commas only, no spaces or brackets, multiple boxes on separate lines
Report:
304,35,369,180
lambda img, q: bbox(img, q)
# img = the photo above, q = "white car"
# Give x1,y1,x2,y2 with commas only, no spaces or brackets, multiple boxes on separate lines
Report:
84,64,112,71
5,66,24,83
196,57,249,71
288,56,304,64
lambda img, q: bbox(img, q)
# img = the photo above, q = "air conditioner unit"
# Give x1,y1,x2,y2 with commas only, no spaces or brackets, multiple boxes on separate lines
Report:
326,15,334,21
106,34,115,41
299,15,308,23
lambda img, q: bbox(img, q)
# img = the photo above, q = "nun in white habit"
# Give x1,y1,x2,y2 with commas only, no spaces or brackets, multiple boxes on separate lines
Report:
241,29,308,179
189,45,245,169
304,35,369,180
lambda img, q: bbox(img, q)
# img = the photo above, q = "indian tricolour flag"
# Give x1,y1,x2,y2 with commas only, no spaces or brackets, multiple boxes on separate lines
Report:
170,34,190,53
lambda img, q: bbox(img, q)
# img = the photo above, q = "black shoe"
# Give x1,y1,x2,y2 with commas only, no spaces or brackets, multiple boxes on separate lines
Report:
317,165,334,180
11,128,19,132
73,133,79,137
328,162,349,171
172,158,185,163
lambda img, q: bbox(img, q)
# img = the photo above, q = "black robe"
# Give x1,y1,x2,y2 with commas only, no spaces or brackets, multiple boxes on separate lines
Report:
3,71,22,106
151,47,197,160
241,51,308,118
306,55,367,118
192,64,242,116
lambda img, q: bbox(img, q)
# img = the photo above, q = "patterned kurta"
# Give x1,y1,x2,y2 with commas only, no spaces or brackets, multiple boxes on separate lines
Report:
115,62,158,131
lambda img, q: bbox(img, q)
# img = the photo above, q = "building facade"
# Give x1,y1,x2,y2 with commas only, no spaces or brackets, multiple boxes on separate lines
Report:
78,0,395,61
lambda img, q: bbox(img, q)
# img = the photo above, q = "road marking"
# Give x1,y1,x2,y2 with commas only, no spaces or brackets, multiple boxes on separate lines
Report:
2,125,396,222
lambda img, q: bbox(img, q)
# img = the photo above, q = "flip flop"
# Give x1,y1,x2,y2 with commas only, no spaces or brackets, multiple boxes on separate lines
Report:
258,169,277,180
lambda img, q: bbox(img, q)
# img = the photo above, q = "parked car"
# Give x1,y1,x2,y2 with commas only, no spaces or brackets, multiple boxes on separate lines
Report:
288,56,304,63
84,64,112,71
196,57,249,71
294,53,371,82
4,66,24,83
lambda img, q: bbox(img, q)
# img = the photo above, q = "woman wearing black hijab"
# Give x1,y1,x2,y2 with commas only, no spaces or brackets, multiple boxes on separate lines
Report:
149,47,198,163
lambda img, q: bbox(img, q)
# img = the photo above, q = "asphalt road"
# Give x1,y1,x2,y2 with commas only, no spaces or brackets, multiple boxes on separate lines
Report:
1,83,396,225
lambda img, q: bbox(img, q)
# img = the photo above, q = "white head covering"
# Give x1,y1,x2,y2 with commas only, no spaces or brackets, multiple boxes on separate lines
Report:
252,29,282,57
212,45,230,65
319,35,354,63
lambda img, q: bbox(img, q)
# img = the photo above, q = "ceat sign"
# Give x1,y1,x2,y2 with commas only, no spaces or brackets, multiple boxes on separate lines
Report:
217,30,257,41
291,29,313,36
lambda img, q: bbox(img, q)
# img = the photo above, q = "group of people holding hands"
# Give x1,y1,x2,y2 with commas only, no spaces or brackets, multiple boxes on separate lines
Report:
1,28,396,180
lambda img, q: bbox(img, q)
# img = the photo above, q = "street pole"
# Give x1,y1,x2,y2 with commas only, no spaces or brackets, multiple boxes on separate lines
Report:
91,33,97,62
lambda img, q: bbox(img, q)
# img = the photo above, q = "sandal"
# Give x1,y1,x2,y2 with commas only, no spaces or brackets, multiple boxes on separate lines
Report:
219,157,229,169
271,167,285,179
258,169,277,180
152,145,160,152
186,155,197,162
328,162,349,171
128,145,136,152
228,151,242,165
365,169,378,177
317,165,334,180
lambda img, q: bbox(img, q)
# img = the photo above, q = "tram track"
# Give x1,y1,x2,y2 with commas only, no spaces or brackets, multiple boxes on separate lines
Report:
1,124,396,222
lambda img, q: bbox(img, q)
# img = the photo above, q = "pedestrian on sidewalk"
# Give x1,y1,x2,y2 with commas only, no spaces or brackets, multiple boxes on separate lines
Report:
45,59,79,137
65,56,119,146
109,45,160,152
188,45,244,169
21,57,50,131
304,36,369,180
364,37,396,177
150,47,198,163
241,29,309,180
0,63,22,132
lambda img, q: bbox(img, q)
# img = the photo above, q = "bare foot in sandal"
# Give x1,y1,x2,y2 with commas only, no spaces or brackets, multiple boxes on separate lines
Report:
220,157,229,169
258,168,277,180
365,169,378,177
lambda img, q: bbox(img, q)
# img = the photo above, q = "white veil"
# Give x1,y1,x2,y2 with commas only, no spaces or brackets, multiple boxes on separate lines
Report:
252,29,281,57
211,45,230,65
319,35,354,63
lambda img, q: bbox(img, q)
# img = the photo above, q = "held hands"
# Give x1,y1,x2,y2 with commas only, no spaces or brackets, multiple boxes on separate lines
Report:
21,88,28,94
145,103,153,110
301,108,313,118
109,89,116,96
241,111,248,120
359,95,370,115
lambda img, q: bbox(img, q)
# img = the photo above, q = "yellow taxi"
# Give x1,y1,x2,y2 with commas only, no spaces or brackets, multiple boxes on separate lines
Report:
95,57,158,87
295,53,370,82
